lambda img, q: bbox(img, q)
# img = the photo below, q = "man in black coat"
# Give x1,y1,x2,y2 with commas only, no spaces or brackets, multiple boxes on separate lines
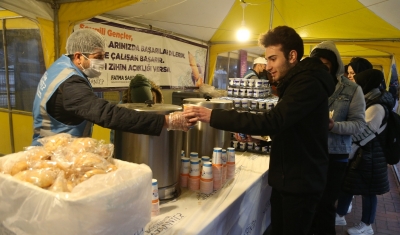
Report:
183,26,335,235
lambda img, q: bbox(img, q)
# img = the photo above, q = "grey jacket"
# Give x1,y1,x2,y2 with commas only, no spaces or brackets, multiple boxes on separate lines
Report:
311,41,366,155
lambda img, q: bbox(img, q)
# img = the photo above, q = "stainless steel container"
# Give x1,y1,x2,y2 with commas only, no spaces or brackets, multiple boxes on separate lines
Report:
113,103,183,200
183,98,233,157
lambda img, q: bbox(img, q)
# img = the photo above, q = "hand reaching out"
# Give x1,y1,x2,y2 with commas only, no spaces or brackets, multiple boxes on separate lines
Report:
182,106,212,123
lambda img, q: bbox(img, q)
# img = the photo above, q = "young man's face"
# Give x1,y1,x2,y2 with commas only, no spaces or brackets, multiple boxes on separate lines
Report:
265,44,296,83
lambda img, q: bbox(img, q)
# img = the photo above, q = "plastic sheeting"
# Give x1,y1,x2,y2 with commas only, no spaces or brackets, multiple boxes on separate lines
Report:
0,152,152,235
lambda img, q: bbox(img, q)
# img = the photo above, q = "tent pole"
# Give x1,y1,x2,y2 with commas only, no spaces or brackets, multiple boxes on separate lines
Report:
2,19,15,153
269,0,274,29
211,38,400,45
52,1,60,59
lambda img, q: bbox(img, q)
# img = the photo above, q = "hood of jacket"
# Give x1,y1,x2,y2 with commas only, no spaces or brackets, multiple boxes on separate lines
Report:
277,57,335,98
366,88,395,111
310,41,344,81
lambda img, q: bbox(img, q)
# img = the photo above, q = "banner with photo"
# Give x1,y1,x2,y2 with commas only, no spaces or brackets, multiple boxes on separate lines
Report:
73,18,208,88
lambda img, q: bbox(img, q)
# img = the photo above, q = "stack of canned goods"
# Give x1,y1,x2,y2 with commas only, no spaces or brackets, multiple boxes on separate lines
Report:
218,96,278,114
227,77,271,98
231,133,272,155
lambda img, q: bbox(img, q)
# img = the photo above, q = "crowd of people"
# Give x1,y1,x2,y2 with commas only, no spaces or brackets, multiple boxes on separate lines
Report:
32,27,397,235
183,26,397,235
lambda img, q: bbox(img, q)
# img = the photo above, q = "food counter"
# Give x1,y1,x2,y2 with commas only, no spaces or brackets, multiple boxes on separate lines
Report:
0,149,271,235
144,151,271,235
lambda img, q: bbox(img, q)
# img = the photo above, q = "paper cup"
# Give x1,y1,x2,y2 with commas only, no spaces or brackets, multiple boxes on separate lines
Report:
183,104,198,127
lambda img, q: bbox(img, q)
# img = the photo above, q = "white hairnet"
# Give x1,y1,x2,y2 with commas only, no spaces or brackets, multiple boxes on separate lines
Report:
66,29,105,54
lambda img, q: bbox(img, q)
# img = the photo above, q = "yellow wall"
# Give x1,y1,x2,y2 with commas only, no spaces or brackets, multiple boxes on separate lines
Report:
92,125,111,144
0,112,33,154
12,113,33,152
0,111,11,155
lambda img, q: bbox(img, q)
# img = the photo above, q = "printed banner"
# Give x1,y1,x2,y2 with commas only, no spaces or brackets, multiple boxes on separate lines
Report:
74,18,208,88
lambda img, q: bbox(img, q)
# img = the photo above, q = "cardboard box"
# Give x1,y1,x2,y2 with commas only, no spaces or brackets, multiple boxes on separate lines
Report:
0,152,152,235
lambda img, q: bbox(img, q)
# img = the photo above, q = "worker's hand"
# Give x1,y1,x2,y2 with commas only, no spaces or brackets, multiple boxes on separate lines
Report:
234,133,260,144
234,133,248,142
183,105,212,123
167,111,196,132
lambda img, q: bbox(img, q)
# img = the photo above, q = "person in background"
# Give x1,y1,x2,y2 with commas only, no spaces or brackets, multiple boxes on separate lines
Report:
344,56,385,216
243,57,268,80
121,74,163,104
308,41,366,235
336,69,392,235
183,26,335,235
348,57,387,94
344,65,349,78
347,57,373,82
110,74,164,143
32,29,191,145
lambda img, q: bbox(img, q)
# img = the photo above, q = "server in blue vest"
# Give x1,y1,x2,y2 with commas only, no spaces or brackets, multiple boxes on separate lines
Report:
242,57,268,80
32,29,190,145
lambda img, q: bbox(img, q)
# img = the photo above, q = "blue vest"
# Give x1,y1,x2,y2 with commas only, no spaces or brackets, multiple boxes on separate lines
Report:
327,76,358,154
31,55,93,146
243,69,258,79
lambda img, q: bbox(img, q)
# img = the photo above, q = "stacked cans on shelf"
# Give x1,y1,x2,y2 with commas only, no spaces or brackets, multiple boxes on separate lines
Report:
231,135,272,154
218,96,278,114
227,77,271,99
179,148,236,194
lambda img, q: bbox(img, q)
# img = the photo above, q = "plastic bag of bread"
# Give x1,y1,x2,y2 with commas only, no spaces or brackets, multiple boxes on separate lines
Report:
72,152,117,183
38,133,73,153
94,141,114,162
1,151,29,175
24,146,51,161
13,168,58,188
74,152,112,171
10,160,30,176
48,170,68,192
50,148,77,173
30,160,60,171
69,137,98,154
66,173,79,192
79,169,106,182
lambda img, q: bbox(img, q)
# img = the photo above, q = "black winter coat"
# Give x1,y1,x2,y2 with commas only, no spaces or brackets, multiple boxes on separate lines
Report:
210,57,335,193
47,75,165,136
343,90,393,195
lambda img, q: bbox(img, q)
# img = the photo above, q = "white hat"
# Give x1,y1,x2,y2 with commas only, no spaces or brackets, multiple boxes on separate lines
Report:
253,57,267,65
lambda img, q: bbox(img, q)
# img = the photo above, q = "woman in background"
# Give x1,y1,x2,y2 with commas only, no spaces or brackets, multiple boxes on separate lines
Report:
336,69,392,235
347,57,373,82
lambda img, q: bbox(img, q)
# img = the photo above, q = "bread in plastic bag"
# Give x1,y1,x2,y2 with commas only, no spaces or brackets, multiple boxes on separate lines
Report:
0,151,152,235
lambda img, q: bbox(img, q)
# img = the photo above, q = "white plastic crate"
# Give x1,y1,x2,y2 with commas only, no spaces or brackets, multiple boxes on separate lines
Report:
0,152,152,235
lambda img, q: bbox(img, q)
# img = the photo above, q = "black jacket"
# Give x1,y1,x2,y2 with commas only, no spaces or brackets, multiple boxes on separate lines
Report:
343,90,392,195
210,57,335,193
46,75,165,136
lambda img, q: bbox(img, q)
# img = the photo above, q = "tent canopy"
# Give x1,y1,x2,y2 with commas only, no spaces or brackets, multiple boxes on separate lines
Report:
1,0,399,85
209,0,400,85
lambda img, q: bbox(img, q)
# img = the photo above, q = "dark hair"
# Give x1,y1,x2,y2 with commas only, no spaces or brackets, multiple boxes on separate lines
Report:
354,69,384,94
348,57,372,74
309,48,338,77
258,26,304,61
